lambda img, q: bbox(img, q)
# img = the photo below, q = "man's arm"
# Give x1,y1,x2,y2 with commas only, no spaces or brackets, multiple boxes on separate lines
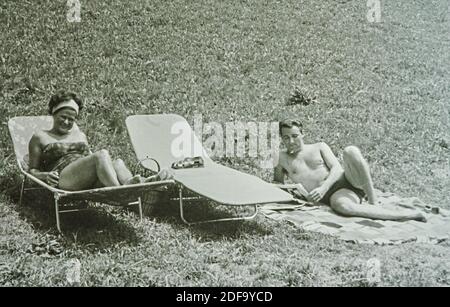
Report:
308,142,344,202
319,142,344,191
273,158,309,199
273,164,285,184
273,151,285,184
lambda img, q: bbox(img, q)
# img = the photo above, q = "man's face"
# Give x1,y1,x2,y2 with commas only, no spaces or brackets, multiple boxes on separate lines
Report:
281,126,303,154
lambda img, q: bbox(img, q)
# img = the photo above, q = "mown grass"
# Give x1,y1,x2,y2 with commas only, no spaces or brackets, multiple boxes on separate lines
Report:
0,0,449,286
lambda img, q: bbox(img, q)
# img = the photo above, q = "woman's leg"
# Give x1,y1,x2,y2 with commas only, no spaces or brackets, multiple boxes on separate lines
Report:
112,158,174,185
342,146,377,204
143,168,174,182
59,150,120,190
112,159,142,185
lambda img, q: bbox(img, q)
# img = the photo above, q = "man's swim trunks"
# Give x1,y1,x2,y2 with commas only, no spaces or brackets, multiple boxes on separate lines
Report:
320,175,365,205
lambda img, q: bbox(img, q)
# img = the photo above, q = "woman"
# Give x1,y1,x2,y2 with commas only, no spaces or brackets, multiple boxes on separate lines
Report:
28,91,171,190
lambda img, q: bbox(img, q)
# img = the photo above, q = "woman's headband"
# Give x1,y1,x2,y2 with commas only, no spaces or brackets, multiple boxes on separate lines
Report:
52,99,79,115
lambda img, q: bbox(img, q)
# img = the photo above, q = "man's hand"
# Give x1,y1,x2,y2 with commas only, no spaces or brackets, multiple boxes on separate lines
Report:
274,183,309,200
308,185,328,202
294,183,309,199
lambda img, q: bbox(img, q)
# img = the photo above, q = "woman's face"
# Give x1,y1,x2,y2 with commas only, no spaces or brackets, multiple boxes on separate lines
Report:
52,107,77,135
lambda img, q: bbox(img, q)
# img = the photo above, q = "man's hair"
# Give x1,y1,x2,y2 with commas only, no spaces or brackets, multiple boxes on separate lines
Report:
279,119,303,135
48,90,83,115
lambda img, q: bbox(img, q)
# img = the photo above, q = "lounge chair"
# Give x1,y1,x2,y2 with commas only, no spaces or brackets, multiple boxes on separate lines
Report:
8,116,174,232
126,114,293,225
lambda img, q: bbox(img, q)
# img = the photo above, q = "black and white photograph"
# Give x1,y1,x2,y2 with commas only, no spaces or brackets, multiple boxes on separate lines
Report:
0,0,448,288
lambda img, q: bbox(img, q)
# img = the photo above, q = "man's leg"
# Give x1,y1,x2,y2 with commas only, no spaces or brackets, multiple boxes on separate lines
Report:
342,146,377,204
330,189,426,222
59,150,120,190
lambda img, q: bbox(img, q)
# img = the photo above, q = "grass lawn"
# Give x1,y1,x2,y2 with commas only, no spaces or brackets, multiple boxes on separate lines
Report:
0,0,449,286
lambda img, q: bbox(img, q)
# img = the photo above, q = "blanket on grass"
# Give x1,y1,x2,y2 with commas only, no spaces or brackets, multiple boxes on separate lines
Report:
261,190,450,245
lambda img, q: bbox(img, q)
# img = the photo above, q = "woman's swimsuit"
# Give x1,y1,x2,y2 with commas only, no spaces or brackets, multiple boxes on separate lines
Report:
40,142,90,173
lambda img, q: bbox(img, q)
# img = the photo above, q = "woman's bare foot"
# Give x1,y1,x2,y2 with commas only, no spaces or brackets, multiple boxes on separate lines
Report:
144,175,158,183
124,175,143,185
144,169,174,183
158,169,174,180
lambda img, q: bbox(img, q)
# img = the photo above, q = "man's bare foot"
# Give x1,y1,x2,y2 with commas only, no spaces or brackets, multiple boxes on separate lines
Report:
399,212,427,223
415,212,427,223
366,194,378,205
361,181,377,205
367,198,381,206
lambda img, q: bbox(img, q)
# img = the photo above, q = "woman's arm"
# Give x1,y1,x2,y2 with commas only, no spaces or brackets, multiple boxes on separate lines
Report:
80,131,93,154
28,134,43,174
28,134,59,186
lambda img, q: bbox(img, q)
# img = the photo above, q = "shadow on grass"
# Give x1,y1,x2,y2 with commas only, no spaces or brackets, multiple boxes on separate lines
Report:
143,192,274,240
6,182,273,247
6,185,141,251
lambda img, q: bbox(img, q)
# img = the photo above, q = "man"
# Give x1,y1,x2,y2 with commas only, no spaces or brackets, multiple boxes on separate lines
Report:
274,119,426,222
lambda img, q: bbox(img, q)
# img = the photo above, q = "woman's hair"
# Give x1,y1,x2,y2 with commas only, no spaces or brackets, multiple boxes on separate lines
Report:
48,91,83,115
279,119,303,135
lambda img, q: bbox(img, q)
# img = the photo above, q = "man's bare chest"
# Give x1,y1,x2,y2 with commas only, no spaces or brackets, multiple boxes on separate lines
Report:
287,153,326,174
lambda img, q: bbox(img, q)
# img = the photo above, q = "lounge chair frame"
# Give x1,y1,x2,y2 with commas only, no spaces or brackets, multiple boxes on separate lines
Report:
134,156,258,225
9,116,173,232
18,169,144,233
127,114,293,226
173,186,258,226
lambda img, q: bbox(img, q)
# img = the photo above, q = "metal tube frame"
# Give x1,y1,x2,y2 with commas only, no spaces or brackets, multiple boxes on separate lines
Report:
21,175,143,232
177,186,258,226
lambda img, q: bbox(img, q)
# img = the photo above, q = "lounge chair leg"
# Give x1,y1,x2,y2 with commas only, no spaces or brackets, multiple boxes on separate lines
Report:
137,197,143,221
19,176,26,206
178,186,259,225
54,194,62,233
178,186,191,225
